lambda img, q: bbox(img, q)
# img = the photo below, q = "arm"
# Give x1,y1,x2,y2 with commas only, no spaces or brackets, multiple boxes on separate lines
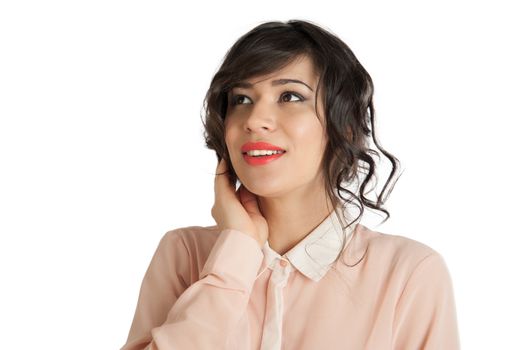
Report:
120,228,263,350
392,252,461,350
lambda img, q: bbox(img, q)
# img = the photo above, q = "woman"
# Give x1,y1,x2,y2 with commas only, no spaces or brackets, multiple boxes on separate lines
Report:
121,20,460,349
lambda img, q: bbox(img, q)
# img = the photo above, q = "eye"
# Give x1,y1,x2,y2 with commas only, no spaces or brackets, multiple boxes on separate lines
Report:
230,91,305,106
231,94,252,106
280,91,304,103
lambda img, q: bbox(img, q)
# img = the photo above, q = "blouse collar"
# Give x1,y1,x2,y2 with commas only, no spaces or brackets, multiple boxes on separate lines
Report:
259,203,359,282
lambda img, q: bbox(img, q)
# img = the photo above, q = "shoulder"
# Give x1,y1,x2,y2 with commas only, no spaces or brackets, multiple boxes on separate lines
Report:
160,224,221,249
159,225,220,255
142,225,223,288
342,223,446,273
335,223,454,306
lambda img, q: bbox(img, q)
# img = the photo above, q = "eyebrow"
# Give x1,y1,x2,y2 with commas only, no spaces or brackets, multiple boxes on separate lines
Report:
231,78,313,92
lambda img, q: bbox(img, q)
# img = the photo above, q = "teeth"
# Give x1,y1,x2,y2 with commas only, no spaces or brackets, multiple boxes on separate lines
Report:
246,150,285,157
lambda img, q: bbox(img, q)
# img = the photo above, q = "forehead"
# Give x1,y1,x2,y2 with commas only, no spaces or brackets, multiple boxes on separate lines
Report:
237,55,318,89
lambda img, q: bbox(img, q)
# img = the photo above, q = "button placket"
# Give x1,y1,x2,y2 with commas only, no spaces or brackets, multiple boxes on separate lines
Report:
260,258,292,350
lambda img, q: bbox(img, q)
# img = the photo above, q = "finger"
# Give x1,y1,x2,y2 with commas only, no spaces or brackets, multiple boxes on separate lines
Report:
238,184,262,215
214,158,236,198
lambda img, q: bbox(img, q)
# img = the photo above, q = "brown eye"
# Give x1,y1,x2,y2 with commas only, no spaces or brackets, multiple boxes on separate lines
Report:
232,95,251,105
280,92,303,103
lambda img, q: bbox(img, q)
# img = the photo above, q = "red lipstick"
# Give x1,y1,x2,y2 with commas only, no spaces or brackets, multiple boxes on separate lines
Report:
241,141,286,153
241,141,287,166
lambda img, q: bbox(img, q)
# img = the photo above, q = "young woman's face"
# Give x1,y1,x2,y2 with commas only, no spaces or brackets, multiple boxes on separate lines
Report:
224,55,328,198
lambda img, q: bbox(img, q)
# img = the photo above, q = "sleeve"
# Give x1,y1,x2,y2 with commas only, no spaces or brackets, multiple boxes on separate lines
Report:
120,228,264,350
392,252,461,350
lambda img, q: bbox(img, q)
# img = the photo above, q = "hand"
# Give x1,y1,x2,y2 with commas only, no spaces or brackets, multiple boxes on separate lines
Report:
211,158,269,248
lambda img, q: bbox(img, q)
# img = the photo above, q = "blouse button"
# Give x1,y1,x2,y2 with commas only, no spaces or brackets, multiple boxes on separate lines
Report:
280,259,288,267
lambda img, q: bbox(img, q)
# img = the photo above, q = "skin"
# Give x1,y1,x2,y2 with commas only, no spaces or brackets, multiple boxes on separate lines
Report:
213,55,334,255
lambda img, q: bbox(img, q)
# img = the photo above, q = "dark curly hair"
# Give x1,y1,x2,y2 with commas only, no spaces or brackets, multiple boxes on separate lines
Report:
200,19,402,255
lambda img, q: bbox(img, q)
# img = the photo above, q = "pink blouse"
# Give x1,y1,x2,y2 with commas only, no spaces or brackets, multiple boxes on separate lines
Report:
120,206,460,349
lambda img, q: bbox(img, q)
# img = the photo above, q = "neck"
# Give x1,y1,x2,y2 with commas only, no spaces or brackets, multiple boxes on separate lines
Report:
258,181,335,256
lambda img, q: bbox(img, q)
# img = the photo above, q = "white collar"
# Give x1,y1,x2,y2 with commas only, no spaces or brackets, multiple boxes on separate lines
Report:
259,204,359,282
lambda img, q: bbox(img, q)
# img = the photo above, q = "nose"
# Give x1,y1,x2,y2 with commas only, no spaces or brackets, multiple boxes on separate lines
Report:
243,97,277,133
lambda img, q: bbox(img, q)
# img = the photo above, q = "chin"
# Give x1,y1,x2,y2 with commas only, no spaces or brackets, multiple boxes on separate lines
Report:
240,179,291,198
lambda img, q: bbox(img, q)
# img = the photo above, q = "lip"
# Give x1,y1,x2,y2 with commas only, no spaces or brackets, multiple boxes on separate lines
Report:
243,152,286,166
241,141,286,153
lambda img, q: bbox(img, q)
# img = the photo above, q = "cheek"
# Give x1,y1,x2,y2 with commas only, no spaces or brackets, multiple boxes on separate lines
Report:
288,119,324,149
224,127,238,156
224,120,233,143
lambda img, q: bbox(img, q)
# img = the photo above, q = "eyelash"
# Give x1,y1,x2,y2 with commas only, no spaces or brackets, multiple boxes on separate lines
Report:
230,91,305,106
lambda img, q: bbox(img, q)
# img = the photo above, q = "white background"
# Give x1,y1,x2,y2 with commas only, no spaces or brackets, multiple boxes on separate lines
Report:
1,0,524,349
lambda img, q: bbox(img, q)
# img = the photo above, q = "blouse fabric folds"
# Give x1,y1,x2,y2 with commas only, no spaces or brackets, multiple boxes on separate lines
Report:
120,205,460,349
